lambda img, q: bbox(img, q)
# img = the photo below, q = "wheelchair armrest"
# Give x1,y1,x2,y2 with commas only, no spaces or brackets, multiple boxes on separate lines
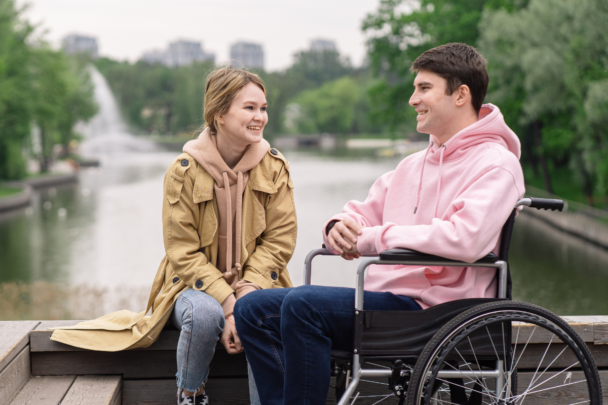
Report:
379,248,499,265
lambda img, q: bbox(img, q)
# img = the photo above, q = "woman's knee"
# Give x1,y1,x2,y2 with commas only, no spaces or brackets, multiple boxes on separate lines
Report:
179,289,225,334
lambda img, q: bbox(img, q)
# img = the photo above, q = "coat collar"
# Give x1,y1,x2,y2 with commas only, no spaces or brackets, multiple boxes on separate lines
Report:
193,156,277,204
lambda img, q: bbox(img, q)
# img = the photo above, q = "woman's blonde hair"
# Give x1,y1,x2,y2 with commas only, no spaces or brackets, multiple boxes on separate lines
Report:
203,66,266,135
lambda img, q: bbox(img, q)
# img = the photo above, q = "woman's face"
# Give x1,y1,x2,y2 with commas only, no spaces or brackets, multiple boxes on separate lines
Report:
217,83,268,147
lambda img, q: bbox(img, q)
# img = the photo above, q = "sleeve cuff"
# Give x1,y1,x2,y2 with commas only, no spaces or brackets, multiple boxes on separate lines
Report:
357,226,379,255
242,268,274,290
204,278,235,306
221,294,236,317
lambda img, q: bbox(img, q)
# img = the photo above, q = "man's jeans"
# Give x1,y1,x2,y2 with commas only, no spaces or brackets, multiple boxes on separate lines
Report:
170,288,261,404
234,285,421,405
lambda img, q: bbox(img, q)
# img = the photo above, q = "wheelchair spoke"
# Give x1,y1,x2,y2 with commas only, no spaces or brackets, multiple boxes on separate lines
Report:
517,333,555,403
358,378,388,386
511,378,586,403
435,377,499,401
511,324,537,372
518,360,581,399
453,347,494,396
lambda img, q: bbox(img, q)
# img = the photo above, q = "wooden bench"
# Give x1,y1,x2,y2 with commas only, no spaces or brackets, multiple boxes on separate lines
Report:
1,317,608,404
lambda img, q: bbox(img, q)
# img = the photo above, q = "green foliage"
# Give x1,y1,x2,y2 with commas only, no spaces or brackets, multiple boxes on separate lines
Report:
479,0,608,200
96,49,386,137
0,0,97,179
285,77,361,134
362,0,525,130
0,0,34,180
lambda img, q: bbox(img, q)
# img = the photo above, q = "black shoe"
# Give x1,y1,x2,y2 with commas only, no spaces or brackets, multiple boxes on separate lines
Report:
177,389,209,405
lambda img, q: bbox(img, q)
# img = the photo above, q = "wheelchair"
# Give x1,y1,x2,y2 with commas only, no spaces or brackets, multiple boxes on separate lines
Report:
304,198,603,405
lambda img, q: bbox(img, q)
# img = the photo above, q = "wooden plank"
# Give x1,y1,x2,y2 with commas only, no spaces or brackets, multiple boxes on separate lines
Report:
594,317,608,345
515,342,608,369
513,319,594,344
10,375,76,405
0,321,39,371
31,320,179,352
61,375,121,405
31,348,247,379
0,347,31,405
517,369,608,404
123,378,251,405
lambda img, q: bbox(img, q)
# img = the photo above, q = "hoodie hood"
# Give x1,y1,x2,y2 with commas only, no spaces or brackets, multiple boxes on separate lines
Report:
183,129,270,187
428,103,521,161
414,104,521,216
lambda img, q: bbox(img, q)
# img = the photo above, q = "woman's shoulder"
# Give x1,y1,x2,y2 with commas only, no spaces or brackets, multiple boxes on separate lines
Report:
262,147,289,169
165,152,200,181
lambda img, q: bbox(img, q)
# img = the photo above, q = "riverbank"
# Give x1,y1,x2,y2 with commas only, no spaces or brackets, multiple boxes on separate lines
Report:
524,185,608,250
0,172,78,214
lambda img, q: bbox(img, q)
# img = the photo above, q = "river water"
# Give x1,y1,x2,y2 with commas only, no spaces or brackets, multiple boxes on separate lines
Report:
1,70,607,320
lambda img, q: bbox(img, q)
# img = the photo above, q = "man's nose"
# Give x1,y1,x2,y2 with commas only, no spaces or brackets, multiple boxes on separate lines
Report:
409,93,420,107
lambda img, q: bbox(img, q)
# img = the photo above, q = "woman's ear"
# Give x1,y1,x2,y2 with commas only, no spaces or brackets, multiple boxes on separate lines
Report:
217,115,224,126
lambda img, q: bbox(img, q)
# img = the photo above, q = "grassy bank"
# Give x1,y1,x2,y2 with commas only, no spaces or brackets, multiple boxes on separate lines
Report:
0,185,22,198
524,165,607,210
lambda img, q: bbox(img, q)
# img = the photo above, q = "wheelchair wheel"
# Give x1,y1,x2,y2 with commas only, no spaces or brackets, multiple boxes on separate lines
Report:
406,301,602,405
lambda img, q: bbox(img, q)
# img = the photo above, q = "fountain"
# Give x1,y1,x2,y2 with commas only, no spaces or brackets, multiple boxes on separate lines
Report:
77,67,156,155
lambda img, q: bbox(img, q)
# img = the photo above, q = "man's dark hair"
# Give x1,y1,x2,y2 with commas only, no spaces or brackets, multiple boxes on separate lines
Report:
411,43,489,114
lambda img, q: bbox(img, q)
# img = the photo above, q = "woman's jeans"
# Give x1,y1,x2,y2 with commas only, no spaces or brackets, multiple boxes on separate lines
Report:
170,288,261,404
234,285,422,405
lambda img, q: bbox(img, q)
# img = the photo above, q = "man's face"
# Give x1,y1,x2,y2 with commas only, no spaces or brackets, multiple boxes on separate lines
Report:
409,70,457,136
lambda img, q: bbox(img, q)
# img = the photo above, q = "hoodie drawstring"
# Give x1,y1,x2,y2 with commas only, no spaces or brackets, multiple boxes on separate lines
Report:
414,142,446,218
222,171,244,279
434,145,446,218
414,143,433,214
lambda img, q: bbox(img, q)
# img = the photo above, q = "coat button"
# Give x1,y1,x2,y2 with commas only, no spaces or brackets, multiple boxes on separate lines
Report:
195,280,203,289
271,272,278,280
181,159,189,166
270,149,278,155
172,277,179,284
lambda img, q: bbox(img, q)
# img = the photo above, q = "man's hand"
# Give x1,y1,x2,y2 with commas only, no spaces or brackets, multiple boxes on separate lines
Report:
221,315,243,354
327,218,363,260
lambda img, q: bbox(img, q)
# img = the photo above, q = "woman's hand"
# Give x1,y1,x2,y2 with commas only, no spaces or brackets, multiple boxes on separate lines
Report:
221,315,244,354
327,218,362,260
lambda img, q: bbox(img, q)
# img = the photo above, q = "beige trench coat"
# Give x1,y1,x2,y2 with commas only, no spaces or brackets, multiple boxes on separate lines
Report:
51,149,296,351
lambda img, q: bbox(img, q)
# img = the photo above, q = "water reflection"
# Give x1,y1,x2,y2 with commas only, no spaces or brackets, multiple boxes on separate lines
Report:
1,149,607,318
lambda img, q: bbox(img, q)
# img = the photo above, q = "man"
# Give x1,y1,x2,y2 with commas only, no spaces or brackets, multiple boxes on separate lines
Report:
234,43,525,405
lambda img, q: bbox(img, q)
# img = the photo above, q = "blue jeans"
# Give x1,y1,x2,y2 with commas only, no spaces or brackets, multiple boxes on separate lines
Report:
234,285,421,405
171,288,261,404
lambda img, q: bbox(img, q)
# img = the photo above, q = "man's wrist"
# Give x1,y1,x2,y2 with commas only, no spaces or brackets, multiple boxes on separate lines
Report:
325,220,339,235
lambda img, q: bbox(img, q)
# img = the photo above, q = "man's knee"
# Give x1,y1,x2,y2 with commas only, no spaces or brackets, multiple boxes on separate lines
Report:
281,285,318,317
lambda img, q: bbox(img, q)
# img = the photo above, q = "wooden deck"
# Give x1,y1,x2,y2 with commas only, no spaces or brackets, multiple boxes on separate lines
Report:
1,317,608,404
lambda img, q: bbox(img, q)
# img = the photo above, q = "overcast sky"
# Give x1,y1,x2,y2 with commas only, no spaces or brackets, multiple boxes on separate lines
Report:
18,0,381,71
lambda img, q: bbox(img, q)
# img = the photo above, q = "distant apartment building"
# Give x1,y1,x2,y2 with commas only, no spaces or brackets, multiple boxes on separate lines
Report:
141,39,215,67
62,34,99,59
309,38,337,52
230,42,264,69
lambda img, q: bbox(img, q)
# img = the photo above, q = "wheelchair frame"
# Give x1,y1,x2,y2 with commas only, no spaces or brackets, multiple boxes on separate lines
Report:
303,197,563,405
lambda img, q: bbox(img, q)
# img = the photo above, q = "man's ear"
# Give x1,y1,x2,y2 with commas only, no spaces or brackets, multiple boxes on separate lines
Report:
455,84,470,107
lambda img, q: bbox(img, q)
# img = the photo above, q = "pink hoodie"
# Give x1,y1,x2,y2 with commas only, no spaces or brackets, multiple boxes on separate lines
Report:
323,104,525,309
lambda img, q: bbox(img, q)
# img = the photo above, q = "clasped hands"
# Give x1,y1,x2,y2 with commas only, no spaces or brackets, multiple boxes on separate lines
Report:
327,218,363,260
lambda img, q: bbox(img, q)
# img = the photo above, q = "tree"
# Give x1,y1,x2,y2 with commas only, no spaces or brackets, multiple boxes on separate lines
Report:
285,77,361,134
0,0,34,180
478,0,608,201
361,0,526,130
30,50,97,172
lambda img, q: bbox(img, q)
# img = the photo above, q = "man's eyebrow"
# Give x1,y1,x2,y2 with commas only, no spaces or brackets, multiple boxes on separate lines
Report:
415,81,433,87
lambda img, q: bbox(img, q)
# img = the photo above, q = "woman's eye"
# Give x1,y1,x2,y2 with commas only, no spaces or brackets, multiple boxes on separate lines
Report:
261,107,267,112
245,106,253,110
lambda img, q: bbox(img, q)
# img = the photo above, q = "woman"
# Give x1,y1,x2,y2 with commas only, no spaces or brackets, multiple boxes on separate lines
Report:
51,66,297,405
